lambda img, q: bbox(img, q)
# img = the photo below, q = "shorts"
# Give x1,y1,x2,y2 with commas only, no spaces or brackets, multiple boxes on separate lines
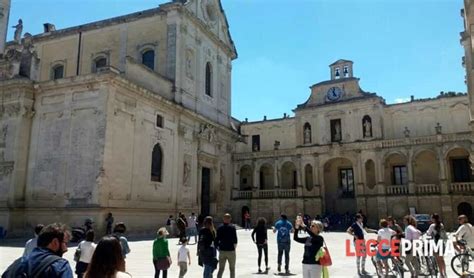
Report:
376,248,391,261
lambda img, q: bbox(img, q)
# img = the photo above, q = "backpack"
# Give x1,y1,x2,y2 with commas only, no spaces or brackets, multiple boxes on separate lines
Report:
2,254,61,278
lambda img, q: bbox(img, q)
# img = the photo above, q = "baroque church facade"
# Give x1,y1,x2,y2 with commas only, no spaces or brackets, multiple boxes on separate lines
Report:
0,0,472,235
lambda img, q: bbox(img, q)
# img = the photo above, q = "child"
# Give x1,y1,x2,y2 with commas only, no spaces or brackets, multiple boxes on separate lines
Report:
177,237,191,278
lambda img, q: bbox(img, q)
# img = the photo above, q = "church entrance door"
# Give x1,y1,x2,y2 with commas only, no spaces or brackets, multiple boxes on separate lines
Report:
201,167,211,217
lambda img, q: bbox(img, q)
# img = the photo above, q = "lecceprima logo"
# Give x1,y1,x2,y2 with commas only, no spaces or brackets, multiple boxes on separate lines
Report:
345,239,457,257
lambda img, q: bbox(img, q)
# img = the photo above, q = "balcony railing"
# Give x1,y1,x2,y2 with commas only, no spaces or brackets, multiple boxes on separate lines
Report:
233,189,298,199
416,184,440,194
236,190,252,199
451,182,474,193
386,185,408,195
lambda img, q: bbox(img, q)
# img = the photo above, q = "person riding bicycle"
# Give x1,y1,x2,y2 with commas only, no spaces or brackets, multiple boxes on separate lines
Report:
453,214,474,252
375,219,396,276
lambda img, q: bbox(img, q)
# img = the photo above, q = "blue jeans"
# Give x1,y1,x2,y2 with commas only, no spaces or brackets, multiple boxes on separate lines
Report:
203,264,215,278
277,242,291,270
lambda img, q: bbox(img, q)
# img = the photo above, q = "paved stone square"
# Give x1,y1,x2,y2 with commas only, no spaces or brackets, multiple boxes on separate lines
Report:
0,230,458,277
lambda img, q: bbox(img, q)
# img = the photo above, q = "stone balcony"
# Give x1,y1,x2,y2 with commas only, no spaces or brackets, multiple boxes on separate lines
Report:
451,182,474,193
232,188,300,199
386,182,474,196
233,182,474,199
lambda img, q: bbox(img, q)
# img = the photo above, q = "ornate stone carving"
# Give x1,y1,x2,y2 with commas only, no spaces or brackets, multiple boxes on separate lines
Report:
404,126,410,138
0,161,14,176
198,123,216,142
0,124,7,147
220,164,225,191
183,158,191,187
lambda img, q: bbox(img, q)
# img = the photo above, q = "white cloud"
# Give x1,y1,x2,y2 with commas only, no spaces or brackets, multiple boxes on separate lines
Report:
393,97,410,104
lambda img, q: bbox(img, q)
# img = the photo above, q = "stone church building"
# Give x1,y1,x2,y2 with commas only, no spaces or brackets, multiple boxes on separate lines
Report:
0,0,472,235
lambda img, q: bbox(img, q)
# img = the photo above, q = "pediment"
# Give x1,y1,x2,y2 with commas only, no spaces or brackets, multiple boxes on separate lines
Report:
184,0,236,58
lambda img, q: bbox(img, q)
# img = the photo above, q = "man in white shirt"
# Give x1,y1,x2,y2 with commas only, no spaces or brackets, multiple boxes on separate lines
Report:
453,215,474,251
23,224,44,257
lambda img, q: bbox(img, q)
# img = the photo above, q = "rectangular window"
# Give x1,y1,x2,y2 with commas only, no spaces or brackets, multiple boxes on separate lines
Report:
330,119,342,142
393,166,408,185
252,135,260,152
340,168,354,198
451,158,471,182
156,114,163,128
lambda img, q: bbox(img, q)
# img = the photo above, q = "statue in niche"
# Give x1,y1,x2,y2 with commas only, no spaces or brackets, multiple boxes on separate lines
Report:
0,125,7,146
363,119,372,138
220,166,225,191
404,126,410,138
12,19,23,43
303,126,311,144
183,161,190,187
185,51,194,79
334,121,341,141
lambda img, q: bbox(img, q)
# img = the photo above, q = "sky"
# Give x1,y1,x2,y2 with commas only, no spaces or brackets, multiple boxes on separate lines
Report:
6,0,466,121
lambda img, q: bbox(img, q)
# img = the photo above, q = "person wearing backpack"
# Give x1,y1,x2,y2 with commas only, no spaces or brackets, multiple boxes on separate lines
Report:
2,222,73,278
272,214,293,274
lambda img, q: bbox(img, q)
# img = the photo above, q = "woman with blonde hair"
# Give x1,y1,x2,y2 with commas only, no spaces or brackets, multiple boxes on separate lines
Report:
153,227,172,278
403,215,421,277
294,218,324,278
84,236,131,278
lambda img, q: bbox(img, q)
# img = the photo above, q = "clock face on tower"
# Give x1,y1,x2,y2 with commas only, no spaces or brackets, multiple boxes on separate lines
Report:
326,87,343,101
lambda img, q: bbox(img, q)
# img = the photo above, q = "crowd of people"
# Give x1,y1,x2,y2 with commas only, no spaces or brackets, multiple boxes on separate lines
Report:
1,210,473,277
347,213,474,277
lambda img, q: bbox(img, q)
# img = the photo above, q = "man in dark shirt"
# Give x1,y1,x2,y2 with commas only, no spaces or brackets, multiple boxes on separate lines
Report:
215,213,238,278
347,213,374,275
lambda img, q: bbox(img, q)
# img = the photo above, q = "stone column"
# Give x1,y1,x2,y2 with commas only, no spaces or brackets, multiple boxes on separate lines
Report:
355,150,364,196
253,161,259,189
407,148,416,194
0,0,11,54
375,150,385,194
233,162,239,190
313,154,320,196
437,148,449,194
274,158,279,188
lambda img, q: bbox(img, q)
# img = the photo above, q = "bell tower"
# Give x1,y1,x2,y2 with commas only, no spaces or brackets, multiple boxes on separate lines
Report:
329,59,354,80
0,0,10,54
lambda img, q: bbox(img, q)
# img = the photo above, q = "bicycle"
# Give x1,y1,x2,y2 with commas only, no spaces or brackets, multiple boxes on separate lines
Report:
370,243,404,277
418,235,439,277
451,239,474,276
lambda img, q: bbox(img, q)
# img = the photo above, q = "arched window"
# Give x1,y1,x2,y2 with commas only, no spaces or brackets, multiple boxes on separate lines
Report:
52,64,64,80
303,122,312,144
151,143,163,182
205,62,212,96
142,50,155,70
93,57,107,73
362,115,372,138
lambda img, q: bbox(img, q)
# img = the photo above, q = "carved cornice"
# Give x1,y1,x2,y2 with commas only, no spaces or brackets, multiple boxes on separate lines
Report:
233,132,474,161
0,161,14,176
